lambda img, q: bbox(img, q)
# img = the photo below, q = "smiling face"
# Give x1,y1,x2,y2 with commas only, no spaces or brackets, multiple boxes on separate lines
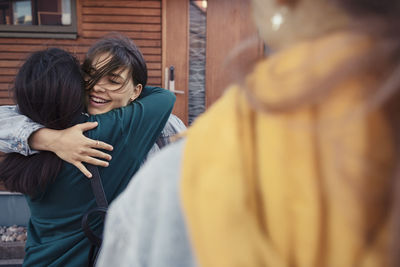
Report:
85,53,142,115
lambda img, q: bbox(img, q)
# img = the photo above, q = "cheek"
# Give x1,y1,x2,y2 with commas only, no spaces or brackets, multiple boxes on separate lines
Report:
110,93,131,108
122,97,131,106
115,96,128,106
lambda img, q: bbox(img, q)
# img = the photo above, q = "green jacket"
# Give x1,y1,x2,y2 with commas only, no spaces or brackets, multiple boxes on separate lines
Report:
23,86,175,267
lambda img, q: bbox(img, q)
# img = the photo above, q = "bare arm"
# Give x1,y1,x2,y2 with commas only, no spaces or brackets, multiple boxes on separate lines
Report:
29,122,113,178
0,105,113,177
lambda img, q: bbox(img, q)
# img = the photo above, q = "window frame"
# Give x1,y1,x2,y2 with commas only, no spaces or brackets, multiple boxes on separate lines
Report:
0,0,77,39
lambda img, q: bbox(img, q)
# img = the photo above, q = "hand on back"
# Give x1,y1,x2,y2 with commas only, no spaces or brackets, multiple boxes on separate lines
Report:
31,122,113,178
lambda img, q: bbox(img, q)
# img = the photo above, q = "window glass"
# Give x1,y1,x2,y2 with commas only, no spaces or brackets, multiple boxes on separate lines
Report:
0,0,71,26
61,0,71,25
13,0,31,25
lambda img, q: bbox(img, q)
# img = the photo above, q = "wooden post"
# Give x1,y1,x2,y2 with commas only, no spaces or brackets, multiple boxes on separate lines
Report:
162,0,189,124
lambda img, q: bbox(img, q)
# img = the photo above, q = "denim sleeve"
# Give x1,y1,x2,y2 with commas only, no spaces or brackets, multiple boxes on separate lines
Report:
155,114,187,149
143,114,187,163
0,105,43,155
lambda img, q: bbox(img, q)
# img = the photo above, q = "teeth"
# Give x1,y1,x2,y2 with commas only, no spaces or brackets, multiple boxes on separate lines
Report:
91,96,108,104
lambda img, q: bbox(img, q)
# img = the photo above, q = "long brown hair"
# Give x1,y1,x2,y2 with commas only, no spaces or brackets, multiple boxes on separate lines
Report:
0,48,85,197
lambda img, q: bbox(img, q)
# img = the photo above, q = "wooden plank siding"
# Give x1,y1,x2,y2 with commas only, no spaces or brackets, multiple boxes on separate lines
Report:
0,0,162,190
0,0,163,106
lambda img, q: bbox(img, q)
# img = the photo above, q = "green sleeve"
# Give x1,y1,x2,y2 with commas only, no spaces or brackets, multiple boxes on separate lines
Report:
86,86,176,162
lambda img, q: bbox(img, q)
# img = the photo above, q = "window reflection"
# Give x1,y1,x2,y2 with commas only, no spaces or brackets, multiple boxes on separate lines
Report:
13,0,31,25
0,0,71,26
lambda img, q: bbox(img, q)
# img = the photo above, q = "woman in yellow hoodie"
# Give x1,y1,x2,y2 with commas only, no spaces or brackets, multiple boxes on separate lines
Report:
97,0,400,266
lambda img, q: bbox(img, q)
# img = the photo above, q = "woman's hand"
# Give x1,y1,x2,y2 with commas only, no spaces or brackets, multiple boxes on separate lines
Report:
29,122,113,178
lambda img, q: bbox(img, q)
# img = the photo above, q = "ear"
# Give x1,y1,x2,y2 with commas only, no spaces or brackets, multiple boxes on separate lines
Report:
130,84,143,102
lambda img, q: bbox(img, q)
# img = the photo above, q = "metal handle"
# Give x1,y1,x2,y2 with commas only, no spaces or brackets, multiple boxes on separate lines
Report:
166,66,184,94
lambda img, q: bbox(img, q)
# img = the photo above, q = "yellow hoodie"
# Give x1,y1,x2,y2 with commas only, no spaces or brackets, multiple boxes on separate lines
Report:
181,31,394,267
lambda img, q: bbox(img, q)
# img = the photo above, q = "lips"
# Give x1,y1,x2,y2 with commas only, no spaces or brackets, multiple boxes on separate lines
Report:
89,95,111,105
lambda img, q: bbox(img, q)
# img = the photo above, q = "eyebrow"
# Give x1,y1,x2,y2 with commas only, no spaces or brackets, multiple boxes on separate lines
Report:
88,64,125,80
109,72,122,77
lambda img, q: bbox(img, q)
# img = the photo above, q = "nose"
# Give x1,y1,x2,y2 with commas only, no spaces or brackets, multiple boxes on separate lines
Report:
92,83,107,93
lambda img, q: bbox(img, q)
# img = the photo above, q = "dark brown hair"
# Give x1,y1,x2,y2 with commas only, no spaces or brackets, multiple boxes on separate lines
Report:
82,32,148,92
0,48,85,196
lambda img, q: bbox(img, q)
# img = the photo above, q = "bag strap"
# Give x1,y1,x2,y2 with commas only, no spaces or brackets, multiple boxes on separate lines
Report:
82,207,107,247
81,126,108,209
81,163,108,247
81,128,108,266
87,164,108,209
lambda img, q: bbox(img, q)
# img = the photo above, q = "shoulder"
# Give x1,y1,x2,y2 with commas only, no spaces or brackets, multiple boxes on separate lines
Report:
116,138,186,208
138,86,176,104
83,104,135,139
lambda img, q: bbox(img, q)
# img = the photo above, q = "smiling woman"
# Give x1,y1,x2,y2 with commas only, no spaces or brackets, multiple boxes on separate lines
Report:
0,45,176,266
0,33,186,178
84,53,142,115
0,33,183,266
82,35,148,115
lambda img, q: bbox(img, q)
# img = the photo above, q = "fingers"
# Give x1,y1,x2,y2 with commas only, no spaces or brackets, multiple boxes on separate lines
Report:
91,140,113,151
72,152,110,178
87,148,112,161
77,121,98,132
83,156,110,168
76,122,114,151
75,162,93,178
74,154,110,178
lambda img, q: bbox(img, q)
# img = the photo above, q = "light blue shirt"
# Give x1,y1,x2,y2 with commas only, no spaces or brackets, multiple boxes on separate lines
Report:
0,105,43,156
0,105,186,158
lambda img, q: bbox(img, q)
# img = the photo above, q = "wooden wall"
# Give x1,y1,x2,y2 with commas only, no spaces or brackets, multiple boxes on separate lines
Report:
0,0,162,191
0,0,162,106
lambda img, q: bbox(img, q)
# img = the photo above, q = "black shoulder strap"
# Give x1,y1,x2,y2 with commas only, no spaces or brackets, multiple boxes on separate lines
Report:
81,127,108,266
87,164,108,208
81,164,108,248
81,128,108,209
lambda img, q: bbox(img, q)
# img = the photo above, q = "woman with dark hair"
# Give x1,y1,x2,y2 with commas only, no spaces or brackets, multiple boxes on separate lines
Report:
83,33,149,115
0,33,185,178
1,48,86,196
95,0,400,266
0,45,175,266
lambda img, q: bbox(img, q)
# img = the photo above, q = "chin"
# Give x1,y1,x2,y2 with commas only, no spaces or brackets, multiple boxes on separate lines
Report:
88,106,110,115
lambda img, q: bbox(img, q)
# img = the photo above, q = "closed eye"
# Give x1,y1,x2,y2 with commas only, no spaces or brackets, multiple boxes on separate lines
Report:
108,73,123,85
109,79,121,85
